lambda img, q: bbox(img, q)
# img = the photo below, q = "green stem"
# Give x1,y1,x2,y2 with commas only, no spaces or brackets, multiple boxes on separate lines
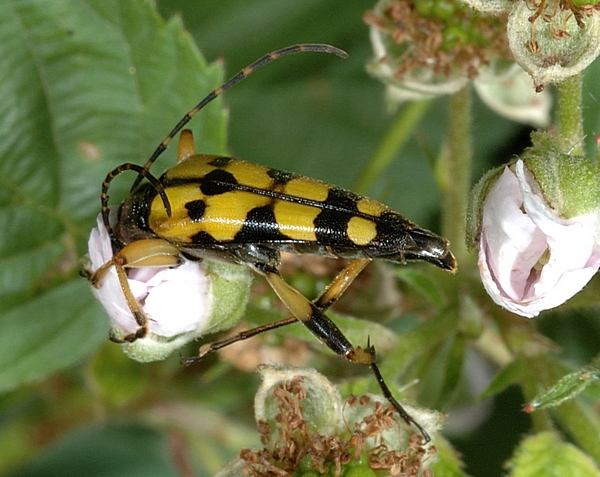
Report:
556,74,584,156
439,86,472,267
353,100,431,195
520,356,557,434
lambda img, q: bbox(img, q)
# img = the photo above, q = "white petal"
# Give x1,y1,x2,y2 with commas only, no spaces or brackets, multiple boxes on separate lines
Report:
87,213,211,338
143,261,212,337
480,166,546,302
479,161,600,317
87,215,143,333
474,66,551,128
460,0,512,14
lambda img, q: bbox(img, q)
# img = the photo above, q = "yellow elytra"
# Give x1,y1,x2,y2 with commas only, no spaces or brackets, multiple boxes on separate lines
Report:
89,44,456,442
145,147,438,259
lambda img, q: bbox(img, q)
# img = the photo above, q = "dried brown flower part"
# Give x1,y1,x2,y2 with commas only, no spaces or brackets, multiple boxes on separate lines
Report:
241,367,438,477
364,0,551,127
466,0,600,89
364,0,511,85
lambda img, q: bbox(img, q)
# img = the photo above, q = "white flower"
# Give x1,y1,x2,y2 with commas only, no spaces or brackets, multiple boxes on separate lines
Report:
86,213,253,361
478,160,600,317
88,213,212,337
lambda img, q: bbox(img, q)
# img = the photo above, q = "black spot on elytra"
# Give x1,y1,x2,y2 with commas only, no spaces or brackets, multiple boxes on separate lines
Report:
234,205,287,243
313,188,359,246
191,231,218,245
267,168,296,186
200,169,238,195
208,157,232,168
185,199,206,221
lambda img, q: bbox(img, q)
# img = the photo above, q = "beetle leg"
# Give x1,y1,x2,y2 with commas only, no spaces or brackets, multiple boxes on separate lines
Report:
253,262,374,364
254,261,431,442
181,316,299,365
182,258,370,364
109,257,151,343
184,257,430,441
90,239,182,343
313,258,370,310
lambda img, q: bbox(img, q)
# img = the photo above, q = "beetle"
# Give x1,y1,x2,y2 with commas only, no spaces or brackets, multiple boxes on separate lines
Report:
88,44,457,442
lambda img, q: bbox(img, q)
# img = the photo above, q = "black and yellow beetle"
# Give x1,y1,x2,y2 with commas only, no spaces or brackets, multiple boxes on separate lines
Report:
88,44,456,442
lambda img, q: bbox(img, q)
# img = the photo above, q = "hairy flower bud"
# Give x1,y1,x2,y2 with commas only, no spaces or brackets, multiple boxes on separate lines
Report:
86,214,252,361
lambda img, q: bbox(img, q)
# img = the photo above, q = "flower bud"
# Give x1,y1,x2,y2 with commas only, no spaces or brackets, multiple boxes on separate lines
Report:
86,214,252,361
507,1,600,90
469,156,600,317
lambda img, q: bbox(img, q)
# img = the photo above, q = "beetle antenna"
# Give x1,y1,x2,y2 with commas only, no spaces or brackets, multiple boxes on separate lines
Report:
100,163,170,236
128,43,347,191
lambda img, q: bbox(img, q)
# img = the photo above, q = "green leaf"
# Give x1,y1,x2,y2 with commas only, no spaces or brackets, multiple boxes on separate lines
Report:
9,424,181,477
0,0,226,391
395,267,448,310
0,281,106,392
90,343,148,407
417,333,466,408
526,365,600,411
379,311,459,382
507,432,600,477
519,355,600,463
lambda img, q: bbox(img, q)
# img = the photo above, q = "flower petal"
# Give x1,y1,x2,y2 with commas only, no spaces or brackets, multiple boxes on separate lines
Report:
143,261,212,337
86,213,211,337
478,160,600,317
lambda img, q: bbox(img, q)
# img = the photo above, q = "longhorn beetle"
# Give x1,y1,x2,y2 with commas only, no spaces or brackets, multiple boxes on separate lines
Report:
88,44,457,442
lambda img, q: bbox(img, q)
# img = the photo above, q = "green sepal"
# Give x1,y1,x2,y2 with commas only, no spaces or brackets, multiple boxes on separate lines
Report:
465,164,507,249
121,261,252,363
522,151,600,219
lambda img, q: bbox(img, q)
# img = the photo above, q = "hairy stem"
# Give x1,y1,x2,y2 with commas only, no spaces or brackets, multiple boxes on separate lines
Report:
556,74,584,156
439,86,472,266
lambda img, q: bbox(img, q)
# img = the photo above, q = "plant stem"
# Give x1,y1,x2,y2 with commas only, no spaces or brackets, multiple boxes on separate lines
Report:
353,100,431,195
520,355,556,433
439,86,471,267
556,74,584,156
